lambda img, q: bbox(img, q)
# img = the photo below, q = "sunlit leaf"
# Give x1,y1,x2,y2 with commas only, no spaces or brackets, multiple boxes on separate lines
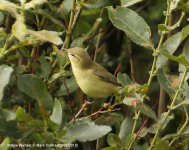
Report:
50,98,62,127
26,29,63,45
16,107,34,122
0,137,9,150
12,15,26,41
121,0,142,7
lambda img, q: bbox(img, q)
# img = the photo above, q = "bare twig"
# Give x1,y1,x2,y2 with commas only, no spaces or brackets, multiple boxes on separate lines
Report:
128,117,148,150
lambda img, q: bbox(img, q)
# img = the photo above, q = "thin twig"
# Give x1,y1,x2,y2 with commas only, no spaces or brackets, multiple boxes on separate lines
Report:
128,117,148,150
87,108,121,118
114,62,121,76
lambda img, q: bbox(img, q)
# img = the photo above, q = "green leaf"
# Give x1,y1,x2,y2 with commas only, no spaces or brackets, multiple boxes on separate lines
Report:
19,47,30,58
0,107,6,131
62,117,112,142
170,0,180,12
125,133,136,150
3,109,16,121
136,102,157,121
55,76,78,96
0,65,13,101
149,112,174,134
123,98,157,121
17,74,53,112
31,133,45,144
172,96,189,110
24,0,47,9
0,137,9,150
83,0,108,10
50,98,62,127
152,140,169,150
56,129,67,138
71,18,102,47
179,38,189,80
157,68,179,98
16,107,34,122
31,9,66,30
119,118,135,146
156,32,182,68
159,49,189,67
2,120,32,139
0,11,4,26
12,15,26,41
117,72,133,86
36,51,52,79
181,24,189,41
108,6,154,50
107,133,122,148
101,146,120,150
26,29,63,45
4,36,43,54
27,120,59,131
60,0,72,18
0,1,19,17
121,0,142,7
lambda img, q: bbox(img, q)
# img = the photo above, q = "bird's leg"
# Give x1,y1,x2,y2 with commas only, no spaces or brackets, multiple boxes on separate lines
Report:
103,95,114,108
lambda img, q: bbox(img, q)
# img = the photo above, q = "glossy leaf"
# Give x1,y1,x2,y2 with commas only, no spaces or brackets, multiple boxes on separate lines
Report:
108,6,153,50
18,74,53,112
107,133,122,148
0,65,13,101
62,117,111,142
19,47,30,58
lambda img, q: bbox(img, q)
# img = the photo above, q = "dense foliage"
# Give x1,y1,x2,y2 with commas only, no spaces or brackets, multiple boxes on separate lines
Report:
0,0,189,150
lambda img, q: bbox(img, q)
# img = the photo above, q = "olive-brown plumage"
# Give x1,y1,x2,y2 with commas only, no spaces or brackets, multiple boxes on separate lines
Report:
67,47,121,98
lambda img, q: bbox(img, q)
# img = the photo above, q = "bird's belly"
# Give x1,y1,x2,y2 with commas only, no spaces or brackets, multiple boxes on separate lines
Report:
74,72,116,98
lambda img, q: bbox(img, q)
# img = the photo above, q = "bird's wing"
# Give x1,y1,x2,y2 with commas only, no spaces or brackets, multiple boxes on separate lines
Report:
89,64,121,87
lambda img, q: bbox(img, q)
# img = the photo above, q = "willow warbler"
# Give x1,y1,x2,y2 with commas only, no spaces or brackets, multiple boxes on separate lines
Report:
66,47,122,98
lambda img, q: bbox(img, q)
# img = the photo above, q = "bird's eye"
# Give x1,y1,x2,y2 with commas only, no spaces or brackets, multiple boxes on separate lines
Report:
71,54,75,57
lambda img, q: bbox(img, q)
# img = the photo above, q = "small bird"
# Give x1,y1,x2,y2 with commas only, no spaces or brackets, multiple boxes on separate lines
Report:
65,47,122,98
